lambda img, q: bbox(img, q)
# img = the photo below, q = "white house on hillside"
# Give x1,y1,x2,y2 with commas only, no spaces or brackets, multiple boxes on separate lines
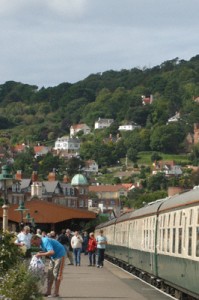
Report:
70,123,91,137
118,123,140,131
54,136,80,152
83,160,98,174
167,112,180,124
94,118,114,129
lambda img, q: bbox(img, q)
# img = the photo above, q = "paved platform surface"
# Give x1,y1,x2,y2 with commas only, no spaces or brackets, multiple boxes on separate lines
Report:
43,255,173,300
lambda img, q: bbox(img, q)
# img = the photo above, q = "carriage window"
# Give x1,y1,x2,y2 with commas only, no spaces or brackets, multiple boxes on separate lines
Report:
188,227,192,256
196,227,199,257
179,212,182,226
163,215,166,227
162,229,165,252
178,228,182,254
172,228,176,253
168,214,171,227
189,209,193,226
167,229,170,252
173,213,176,226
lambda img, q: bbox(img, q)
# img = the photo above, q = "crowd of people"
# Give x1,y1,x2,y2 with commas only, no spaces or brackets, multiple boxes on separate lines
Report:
14,225,107,297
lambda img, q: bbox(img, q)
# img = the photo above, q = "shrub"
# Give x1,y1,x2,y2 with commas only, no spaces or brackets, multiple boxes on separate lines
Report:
0,231,44,300
0,231,22,276
0,262,43,300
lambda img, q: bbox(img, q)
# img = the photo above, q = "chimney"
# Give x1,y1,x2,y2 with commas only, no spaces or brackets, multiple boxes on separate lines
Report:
168,186,185,197
63,175,70,183
15,170,22,180
32,171,38,182
48,172,56,181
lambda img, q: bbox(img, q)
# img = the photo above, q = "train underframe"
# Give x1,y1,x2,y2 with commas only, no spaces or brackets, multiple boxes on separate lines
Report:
105,254,199,300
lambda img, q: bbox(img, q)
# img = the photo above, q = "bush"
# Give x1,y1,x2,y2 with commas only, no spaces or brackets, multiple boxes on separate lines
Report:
0,231,44,300
0,262,43,300
0,231,22,275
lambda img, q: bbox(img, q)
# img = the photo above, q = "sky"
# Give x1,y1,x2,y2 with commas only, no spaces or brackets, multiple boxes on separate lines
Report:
0,0,198,88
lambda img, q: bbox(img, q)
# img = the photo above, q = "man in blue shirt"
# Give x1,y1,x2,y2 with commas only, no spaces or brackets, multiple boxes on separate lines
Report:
96,229,107,268
31,234,66,297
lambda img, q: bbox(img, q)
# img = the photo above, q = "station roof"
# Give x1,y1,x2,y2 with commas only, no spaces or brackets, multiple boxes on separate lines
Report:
0,200,96,224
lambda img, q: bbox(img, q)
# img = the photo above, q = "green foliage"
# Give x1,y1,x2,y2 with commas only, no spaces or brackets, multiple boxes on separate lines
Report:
0,55,198,149
133,190,168,208
0,232,43,299
0,231,22,275
0,262,43,300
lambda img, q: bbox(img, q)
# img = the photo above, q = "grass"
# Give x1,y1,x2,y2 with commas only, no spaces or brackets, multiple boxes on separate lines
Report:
137,151,190,165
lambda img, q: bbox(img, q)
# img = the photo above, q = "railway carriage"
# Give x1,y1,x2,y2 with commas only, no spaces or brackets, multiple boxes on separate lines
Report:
95,188,199,299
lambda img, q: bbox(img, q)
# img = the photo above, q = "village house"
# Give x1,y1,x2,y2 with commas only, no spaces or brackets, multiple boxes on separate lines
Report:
83,160,99,174
54,136,80,153
118,122,140,131
152,160,183,176
88,184,129,211
70,123,91,137
34,145,50,158
167,112,180,124
94,118,114,129
6,170,89,210
141,95,153,105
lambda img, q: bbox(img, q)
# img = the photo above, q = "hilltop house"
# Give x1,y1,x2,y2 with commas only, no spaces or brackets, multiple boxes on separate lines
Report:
88,184,129,211
34,145,50,158
118,123,140,131
54,136,80,153
70,123,91,137
167,112,180,124
94,118,114,129
152,160,182,176
141,95,153,105
83,160,99,174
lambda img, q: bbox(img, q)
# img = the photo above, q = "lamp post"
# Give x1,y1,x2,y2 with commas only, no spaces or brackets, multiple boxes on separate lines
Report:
0,165,13,232
25,212,35,229
15,200,28,224
15,200,28,226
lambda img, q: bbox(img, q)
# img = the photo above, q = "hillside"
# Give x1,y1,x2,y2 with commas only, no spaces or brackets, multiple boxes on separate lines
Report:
0,55,199,155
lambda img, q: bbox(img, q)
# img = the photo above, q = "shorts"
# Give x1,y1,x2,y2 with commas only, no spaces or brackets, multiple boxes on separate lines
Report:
48,257,65,281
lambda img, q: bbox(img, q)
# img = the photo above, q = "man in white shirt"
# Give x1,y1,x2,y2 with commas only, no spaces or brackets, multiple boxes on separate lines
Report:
15,225,32,256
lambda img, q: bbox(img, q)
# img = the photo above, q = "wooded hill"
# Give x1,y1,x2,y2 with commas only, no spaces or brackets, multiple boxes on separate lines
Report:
0,55,199,156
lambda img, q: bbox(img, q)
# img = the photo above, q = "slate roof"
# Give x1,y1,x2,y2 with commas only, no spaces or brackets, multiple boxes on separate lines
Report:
42,181,60,193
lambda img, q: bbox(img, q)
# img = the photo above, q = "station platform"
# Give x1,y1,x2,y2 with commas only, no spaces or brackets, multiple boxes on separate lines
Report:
43,255,173,300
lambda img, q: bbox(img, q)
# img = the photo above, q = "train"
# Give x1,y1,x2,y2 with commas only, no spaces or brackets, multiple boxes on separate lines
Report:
95,187,199,300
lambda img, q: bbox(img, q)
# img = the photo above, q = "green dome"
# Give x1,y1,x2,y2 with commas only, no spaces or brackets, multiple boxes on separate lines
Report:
71,174,88,186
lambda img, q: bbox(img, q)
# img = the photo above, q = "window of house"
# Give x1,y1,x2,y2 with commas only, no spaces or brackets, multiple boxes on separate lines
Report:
79,200,84,207
79,188,84,195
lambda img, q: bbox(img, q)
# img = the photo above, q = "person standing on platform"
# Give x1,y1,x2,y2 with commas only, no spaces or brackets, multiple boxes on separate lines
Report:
87,232,97,266
82,231,89,255
58,229,68,256
31,234,66,298
65,229,73,265
96,229,107,268
71,231,83,266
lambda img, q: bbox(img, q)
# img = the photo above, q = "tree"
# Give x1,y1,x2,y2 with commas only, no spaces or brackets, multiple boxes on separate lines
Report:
127,148,138,163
